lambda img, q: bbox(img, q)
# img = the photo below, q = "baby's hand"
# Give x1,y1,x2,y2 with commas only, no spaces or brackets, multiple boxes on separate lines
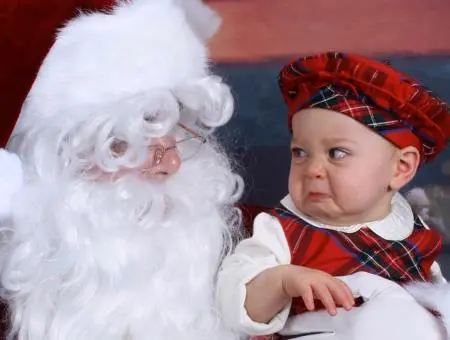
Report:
281,265,355,316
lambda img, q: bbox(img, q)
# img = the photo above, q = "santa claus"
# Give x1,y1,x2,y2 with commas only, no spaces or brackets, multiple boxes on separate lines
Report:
0,1,244,339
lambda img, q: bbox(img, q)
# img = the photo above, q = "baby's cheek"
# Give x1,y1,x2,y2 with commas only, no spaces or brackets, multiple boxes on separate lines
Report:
288,173,302,191
333,179,364,205
288,178,303,204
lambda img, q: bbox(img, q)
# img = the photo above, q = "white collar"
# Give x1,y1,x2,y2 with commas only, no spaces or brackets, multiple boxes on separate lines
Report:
280,193,414,241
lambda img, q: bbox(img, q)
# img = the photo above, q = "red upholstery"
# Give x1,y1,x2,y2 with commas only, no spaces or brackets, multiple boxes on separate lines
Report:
0,302,8,338
239,203,270,236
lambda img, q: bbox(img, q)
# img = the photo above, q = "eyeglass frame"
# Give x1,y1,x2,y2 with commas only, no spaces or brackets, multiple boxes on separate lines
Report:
148,123,207,165
109,122,207,167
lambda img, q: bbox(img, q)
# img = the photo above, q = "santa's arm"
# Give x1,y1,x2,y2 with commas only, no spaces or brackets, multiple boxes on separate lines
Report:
0,149,24,220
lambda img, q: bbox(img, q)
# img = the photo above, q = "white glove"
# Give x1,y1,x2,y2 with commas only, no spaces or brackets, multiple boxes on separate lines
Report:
280,272,444,340
406,281,450,338
0,149,24,220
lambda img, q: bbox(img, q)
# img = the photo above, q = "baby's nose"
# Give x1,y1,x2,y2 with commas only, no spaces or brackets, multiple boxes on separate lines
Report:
305,156,326,179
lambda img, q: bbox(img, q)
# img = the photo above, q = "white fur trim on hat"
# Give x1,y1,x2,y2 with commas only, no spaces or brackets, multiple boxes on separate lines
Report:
0,149,24,220
14,0,219,133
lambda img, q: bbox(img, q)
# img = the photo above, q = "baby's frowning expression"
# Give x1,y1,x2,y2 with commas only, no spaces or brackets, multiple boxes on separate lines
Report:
289,108,418,226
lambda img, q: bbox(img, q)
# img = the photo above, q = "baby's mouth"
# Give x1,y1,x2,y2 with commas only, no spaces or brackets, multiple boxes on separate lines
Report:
306,192,330,201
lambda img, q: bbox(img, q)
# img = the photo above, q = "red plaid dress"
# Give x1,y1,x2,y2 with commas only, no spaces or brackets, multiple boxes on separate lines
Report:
270,205,443,316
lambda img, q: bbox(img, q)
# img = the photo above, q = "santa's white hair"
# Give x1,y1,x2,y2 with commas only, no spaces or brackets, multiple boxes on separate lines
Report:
0,0,245,339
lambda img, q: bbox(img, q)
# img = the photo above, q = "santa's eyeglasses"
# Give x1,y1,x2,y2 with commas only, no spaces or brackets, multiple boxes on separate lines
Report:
152,123,207,164
110,123,207,164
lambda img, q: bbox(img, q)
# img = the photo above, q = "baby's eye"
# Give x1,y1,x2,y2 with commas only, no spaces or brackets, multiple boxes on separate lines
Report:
329,148,348,159
291,147,307,158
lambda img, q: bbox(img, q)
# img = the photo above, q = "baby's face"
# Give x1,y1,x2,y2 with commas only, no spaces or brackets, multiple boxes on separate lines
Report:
289,108,399,225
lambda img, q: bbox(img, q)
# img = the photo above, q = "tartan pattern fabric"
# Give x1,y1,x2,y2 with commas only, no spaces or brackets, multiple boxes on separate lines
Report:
304,85,405,131
303,85,424,157
278,52,450,163
270,205,442,316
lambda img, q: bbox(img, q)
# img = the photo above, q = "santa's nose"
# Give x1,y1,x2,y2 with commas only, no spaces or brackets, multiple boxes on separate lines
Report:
140,135,181,179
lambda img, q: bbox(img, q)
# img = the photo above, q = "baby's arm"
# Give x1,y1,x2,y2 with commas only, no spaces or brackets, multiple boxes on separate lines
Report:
217,213,354,335
246,263,355,321
245,264,291,323
216,213,292,335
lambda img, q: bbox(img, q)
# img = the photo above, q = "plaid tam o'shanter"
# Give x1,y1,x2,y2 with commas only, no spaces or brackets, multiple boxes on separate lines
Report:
303,85,425,160
270,205,442,316
278,52,450,163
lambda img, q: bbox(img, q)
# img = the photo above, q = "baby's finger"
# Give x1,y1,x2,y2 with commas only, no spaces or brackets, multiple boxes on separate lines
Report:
328,281,354,311
301,285,315,311
313,284,336,316
338,279,355,309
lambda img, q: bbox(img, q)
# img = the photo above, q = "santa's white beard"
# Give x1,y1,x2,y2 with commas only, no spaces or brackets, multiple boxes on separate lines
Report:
0,144,244,340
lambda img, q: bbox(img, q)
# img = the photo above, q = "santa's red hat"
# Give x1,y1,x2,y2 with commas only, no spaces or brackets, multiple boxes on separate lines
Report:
0,0,220,148
0,0,222,220
0,0,116,147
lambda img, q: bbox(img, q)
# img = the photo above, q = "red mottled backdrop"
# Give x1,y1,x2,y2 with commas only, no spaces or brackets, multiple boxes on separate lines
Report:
207,0,450,61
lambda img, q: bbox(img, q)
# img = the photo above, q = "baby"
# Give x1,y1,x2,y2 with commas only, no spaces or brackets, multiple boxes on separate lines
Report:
217,52,450,339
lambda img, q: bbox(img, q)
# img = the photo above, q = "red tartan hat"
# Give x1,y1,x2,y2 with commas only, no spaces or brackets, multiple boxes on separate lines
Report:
0,0,116,148
278,52,450,163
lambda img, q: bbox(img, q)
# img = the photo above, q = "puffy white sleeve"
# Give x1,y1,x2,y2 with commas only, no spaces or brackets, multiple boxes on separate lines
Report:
216,212,292,335
0,149,23,221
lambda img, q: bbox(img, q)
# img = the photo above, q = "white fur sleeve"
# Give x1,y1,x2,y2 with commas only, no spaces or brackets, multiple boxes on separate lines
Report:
0,149,24,220
216,212,292,336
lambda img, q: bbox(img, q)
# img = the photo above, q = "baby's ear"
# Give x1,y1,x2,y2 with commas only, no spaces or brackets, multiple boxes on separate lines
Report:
389,146,421,190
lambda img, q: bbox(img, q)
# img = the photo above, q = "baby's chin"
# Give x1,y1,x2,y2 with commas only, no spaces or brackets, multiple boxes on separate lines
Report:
299,201,355,226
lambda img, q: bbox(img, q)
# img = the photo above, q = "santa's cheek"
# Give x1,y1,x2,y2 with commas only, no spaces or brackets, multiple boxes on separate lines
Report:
137,170,165,181
86,165,140,182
